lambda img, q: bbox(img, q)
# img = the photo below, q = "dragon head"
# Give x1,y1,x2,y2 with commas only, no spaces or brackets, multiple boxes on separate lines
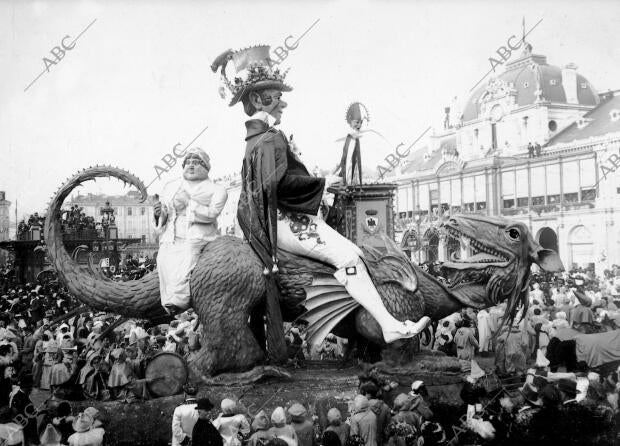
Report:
440,214,564,323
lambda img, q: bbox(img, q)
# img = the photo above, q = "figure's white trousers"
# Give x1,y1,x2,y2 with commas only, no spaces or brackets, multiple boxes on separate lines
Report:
277,211,429,342
158,238,208,311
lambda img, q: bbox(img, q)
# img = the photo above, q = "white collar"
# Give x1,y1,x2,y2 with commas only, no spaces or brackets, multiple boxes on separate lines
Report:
251,111,277,127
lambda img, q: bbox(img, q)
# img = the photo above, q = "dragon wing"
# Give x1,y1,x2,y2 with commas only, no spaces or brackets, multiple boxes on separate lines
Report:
298,273,359,347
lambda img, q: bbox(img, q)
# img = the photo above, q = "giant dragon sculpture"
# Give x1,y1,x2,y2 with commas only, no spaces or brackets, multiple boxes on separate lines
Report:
44,167,564,376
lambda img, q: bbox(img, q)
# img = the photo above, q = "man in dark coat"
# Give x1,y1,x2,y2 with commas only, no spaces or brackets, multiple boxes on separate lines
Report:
211,45,429,351
192,398,223,446
9,372,39,445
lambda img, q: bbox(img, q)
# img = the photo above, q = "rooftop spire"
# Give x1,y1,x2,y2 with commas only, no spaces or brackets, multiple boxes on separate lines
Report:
522,17,533,55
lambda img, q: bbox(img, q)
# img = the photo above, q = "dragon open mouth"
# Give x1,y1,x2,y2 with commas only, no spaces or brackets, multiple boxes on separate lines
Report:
436,223,512,290
441,225,510,270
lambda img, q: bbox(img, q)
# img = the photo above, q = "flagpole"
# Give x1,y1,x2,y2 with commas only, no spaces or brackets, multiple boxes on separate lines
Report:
15,199,17,239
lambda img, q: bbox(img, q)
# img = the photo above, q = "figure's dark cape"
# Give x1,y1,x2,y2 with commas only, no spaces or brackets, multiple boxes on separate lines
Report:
237,119,325,362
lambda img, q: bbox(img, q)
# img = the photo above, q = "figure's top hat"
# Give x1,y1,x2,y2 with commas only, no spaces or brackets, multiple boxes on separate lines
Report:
211,45,292,106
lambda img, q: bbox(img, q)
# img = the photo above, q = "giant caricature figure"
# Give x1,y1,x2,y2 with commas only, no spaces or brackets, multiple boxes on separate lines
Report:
154,148,228,314
211,46,429,343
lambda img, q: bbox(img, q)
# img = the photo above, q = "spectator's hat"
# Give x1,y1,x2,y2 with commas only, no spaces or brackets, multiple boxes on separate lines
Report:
83,407,100,422
411,380,425,393
392,393,410,411
271,406,287,427
520,383,542,406
251,410,270,431
327,408,342,423
196,398,214,410
44,340,59,353
535,350,550,368
353,394,369,412
40,424,62,446
110,348,125,360
221,398,237,415
287,402,307,418
558,378,578,397
129,327,149,345
72,412,94,433
196,398,214,411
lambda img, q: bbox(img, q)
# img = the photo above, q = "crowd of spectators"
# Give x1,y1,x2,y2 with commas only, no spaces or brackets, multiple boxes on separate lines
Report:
0,261,207,445
59,207,98,234
17,213,46,238
168,355,620,446
3,254,620,445
16,207,102,239
172,380,445,446
108,254,156,281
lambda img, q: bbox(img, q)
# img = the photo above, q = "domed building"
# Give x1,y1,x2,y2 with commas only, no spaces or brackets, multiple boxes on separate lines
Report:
391,42,620,273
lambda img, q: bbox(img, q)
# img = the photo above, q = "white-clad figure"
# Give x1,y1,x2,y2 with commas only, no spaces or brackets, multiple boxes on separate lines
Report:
477,309,492,353
171,387,199,446
155,148,228,314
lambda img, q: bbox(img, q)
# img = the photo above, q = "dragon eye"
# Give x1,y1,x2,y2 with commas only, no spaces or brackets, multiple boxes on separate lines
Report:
507,228,520,240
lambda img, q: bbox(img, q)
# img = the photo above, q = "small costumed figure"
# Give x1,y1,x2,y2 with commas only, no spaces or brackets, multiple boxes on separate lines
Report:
333,102,385,186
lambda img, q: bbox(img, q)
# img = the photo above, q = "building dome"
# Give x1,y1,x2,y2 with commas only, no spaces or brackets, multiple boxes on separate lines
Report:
462,47,599,123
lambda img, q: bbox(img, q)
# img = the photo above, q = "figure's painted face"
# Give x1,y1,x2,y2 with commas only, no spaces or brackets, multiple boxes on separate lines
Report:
183,154,209,181
349,119,363,131
258,89,287,125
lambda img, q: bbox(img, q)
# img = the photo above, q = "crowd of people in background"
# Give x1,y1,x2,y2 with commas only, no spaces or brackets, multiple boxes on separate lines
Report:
16,206,114,240
59,207,98,234
170,379,446,446
17,213,46,238
0,263,209,445
104,254,156,282
3,253,620,444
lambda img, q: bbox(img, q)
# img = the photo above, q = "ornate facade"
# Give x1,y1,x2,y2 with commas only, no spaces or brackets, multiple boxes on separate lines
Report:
391,44,620,273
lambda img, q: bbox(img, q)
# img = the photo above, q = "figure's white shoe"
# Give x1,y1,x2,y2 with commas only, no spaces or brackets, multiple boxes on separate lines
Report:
382,316,431,343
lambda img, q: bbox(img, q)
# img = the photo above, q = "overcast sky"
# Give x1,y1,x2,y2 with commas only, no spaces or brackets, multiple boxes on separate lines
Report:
1,0,619,218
